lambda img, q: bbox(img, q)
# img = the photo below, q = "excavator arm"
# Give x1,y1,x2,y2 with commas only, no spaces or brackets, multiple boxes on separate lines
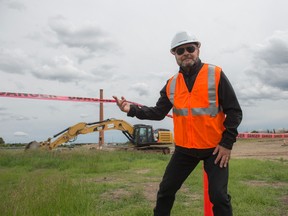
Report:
26,119,135,150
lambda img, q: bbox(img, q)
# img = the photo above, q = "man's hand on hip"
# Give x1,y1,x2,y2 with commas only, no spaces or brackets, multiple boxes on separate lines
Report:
213,145,231,168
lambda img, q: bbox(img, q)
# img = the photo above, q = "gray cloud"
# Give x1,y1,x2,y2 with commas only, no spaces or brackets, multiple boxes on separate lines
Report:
47,105,61,113
0,113,31,121
236,81,288,101
80,113,89,118
90,64,122,82
14,131,28,137
15,116,30,121
221,43,250,54
47,16,117,57
31,55,90,82
72,47,95,63
0,107,7,111
0,17,119,83
31,55,122,83
0,48,86,82
0,48,32,74
251,65,288,91
130,83,149,96
237,31,288,105
0,48,115,83
0,0,26,11
251,31,288,91
254,32,288,66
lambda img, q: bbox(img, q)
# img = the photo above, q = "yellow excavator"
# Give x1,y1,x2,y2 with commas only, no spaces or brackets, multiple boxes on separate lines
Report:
26,118,174,153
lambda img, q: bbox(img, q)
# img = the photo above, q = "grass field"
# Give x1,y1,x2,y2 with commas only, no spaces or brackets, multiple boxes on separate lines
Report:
0,148,287,216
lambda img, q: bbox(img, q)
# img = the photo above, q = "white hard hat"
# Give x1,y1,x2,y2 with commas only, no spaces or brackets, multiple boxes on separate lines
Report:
170,31,201,53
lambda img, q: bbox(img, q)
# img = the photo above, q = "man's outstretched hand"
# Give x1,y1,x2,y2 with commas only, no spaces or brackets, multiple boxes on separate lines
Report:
113,96,131,113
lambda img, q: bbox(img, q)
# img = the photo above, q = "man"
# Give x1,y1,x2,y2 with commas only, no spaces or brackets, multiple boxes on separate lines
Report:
113,31,242,216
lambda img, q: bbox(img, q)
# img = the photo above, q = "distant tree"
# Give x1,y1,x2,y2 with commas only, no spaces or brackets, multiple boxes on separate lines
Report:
0,137,5,144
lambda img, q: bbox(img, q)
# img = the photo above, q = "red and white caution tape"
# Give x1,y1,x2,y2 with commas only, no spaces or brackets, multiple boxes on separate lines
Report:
0,91,115,103
0,91,173,118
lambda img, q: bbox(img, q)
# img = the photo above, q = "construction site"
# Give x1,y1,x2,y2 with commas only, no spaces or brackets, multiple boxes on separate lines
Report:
7,89,282,159
0,89,286,159
1,89,288,216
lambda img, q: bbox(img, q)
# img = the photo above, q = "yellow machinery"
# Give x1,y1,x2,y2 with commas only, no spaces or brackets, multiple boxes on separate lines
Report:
26,118,173,153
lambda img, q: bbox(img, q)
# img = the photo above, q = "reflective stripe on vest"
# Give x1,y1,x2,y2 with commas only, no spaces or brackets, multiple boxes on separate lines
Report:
173,108,188,116
169,65,220,116
168,74,178,105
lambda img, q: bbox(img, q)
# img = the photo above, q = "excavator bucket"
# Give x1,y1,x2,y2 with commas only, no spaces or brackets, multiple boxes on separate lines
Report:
25,141,41,150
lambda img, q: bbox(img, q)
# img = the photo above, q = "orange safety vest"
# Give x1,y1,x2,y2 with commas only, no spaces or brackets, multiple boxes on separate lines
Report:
166,63,225,149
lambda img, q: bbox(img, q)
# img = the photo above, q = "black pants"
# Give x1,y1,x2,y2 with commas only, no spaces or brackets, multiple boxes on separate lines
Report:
153,149,232,216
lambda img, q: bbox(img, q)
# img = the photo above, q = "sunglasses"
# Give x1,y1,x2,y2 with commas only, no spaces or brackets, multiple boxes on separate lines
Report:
175,46,196,55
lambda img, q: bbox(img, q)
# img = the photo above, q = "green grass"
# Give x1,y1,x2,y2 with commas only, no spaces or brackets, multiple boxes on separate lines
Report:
0,149,287,216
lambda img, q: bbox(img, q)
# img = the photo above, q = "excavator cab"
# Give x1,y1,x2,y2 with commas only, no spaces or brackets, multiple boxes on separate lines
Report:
133,124,155,146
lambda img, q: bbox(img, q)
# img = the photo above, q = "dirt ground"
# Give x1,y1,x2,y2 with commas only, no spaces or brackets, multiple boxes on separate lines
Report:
98,138,288,160
231,138,288,160
141,138,288,206
82,138,288,208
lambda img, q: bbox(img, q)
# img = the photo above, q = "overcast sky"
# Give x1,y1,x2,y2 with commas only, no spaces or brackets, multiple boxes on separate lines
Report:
1,0,288,144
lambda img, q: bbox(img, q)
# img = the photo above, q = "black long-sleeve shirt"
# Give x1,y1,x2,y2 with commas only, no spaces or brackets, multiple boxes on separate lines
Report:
128,59,242,156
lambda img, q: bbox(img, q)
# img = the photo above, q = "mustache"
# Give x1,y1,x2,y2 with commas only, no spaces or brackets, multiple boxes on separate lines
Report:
181,54,193,59
182,56,194,60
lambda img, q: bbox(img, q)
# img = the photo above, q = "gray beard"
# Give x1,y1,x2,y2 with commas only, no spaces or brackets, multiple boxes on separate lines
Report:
180,58,199,73
179,56,198,66
181,59,197,70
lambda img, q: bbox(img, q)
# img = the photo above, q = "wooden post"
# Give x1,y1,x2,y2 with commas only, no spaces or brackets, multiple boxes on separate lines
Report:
98,89,104,148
